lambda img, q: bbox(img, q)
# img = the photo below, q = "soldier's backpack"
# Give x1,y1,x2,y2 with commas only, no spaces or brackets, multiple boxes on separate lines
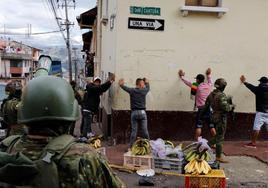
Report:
0,134,76,188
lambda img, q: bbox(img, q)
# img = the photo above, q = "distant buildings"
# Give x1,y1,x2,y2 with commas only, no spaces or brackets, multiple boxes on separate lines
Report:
0,39,42,82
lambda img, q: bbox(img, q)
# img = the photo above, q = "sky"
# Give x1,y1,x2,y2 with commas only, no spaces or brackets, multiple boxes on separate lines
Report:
0,0,96,48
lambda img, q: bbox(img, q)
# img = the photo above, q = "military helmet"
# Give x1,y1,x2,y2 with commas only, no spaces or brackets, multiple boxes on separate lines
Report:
214,78,227,89
5,81,16,94
17,76,79,124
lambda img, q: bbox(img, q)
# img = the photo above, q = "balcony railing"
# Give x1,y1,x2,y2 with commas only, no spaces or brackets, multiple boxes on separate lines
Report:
10,67,23,74
0,52,32,60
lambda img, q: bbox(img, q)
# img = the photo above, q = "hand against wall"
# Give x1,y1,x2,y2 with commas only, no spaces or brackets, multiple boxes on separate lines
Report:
178,69,185,77
206,68,212,75
118,78,125,86
240,75,246,83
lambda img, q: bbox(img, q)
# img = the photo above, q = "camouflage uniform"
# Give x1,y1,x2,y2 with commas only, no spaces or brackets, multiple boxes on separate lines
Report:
2,98,25,136
202,79,232,158
1,81,24,136
1,135,122,188
0,74,123,188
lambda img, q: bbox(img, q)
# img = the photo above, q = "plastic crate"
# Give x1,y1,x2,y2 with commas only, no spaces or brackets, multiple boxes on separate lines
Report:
185,169,226,188
153,157,184,174
96,147,106,156
123,151,153,170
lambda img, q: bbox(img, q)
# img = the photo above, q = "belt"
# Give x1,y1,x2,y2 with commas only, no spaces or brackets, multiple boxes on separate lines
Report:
83,109,93,113
132,109,145,111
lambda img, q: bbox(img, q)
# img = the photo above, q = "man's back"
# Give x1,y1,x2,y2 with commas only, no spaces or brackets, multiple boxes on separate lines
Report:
244,82,268,113
2,135,122,188
83,81,112,113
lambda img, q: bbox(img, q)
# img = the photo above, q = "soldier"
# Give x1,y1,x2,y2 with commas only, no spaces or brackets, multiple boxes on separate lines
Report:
202,78,234,163
1,80,23,136
0,76,123,188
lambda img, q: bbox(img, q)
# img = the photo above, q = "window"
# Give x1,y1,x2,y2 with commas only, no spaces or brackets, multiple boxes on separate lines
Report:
185,0,220,7
181,0,228,17
10,60,22,67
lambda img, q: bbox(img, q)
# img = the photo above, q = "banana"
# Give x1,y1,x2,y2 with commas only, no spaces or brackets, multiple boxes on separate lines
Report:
185,159,212,175
165,140,174,148
200,153,205,160
131,139,151,155
185,150,194,161
200,161,205,174
206,152,211,161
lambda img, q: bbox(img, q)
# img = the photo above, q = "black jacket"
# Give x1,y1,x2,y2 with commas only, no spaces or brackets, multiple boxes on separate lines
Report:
82,81,112,113
244,82,268,113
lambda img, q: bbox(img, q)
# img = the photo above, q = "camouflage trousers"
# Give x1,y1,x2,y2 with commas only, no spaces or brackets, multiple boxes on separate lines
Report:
209,116,227,158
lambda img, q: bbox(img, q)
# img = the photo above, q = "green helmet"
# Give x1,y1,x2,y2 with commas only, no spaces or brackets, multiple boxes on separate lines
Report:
214,78,227,90
18,76,79,124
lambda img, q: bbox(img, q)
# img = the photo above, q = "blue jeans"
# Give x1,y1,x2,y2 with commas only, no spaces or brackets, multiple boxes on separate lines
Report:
130,110,150,147
81,110,93,137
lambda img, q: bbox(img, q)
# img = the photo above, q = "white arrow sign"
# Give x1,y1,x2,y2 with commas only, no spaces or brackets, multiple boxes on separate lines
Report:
129,20,163,30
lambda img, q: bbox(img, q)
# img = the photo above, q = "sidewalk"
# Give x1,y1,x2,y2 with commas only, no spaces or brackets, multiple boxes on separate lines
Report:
106,142,268,188
224,141,268,164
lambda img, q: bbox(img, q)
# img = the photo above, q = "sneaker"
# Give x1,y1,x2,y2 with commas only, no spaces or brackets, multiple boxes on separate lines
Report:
78,137,88,143
87,132,95,138
244,143,257,149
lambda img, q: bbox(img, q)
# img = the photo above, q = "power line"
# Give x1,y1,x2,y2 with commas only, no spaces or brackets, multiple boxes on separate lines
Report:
0,29,65,35
56,0,75,82
47,0,66,42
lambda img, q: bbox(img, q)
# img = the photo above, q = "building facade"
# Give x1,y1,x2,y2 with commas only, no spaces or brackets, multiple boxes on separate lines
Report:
0,40,42,81
82,0,268,142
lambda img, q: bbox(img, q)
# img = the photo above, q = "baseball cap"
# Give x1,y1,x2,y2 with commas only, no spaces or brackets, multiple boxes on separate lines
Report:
258,76,268,83
93,76,102,82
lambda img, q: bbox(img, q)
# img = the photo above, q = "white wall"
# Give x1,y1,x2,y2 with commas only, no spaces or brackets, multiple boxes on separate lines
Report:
100,0,268,113
98,0,118,114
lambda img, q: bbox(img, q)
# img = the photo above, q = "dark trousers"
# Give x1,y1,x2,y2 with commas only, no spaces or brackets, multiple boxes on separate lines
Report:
81,110,93,137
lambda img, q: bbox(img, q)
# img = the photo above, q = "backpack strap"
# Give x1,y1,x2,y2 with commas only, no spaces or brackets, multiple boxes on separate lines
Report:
41,134,76,163
1,135,21,153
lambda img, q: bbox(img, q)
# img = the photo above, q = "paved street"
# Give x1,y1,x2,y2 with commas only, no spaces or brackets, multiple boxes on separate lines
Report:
103,141,268,188
112,155,268,188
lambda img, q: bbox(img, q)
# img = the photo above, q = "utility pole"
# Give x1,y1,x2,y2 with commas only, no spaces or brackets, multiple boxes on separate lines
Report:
64,0,72,82
72,47,78,83
57,0,75,82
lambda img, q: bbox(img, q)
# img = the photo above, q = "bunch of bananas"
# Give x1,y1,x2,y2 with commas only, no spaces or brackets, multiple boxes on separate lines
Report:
131,139,151,155
164,140,174,148
185,150,211,162
89,138,102,149
184,159,212,175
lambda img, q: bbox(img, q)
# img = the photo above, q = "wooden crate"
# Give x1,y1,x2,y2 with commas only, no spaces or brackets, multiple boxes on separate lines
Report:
153,157,184,174
200,0,218,7
96,147,106,156
185,0,200,6
185,169,226,188
123,151,153,170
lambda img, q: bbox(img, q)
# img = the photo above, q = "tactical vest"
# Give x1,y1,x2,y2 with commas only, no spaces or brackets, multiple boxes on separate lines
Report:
208,90,225,114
